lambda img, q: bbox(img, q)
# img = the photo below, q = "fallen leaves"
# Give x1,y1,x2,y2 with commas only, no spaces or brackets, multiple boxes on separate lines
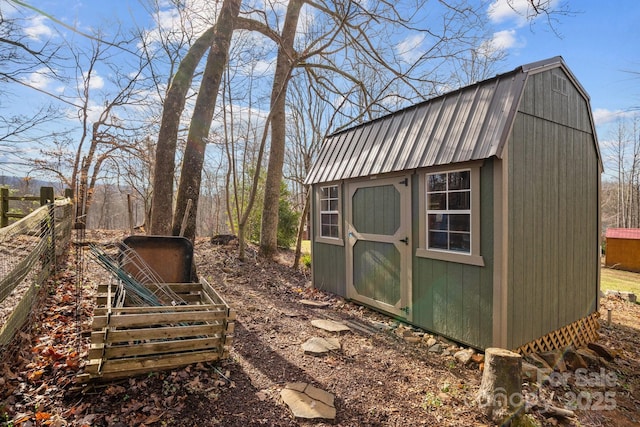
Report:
27,369,45,383
35,411,52,421
2,236,239,427
104,384,126,396
0,263,92,426
2,233,637,427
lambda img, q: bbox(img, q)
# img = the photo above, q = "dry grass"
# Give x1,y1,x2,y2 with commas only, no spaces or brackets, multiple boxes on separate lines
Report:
600,265,640,296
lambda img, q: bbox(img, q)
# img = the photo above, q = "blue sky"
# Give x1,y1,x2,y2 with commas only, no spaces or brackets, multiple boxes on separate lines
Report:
2,0,639,179
486,0,639,136
15,0,638,124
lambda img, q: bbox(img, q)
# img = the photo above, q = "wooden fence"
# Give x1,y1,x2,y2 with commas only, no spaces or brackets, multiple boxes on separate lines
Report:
0,187,73,346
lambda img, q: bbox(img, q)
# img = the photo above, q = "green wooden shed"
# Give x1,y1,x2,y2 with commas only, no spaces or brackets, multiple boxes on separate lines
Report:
304,56,602,353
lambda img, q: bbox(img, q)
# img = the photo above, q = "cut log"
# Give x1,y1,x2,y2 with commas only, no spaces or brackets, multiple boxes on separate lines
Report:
476,348,524,424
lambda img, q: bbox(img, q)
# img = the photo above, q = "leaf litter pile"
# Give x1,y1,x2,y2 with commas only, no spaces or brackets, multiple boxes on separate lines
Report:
1,230,639,426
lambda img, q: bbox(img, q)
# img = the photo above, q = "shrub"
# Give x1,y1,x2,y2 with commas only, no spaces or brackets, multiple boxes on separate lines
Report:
300,253,312,269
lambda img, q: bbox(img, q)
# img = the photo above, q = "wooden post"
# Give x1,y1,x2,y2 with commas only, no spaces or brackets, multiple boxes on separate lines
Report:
40,187,56,272
0,187,8,228
40,186,54,206
179,199,193,237
476,348,524,424
127,194,134,235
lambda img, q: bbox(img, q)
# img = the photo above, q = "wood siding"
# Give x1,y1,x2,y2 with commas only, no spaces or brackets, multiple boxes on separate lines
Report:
506,69,599,349
313,242,346,295
311,191,346,296
605,238,640,272
412,160,494,349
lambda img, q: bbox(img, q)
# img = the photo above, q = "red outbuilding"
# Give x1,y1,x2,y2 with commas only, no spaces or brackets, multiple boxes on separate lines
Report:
605,228,640,272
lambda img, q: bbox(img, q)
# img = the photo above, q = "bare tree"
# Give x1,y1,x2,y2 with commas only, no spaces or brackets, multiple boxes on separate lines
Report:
148,25,216,234
508,0,573,28
114,136,156,228
0,3,62,93
284,74,331,267
255,0,497,257
602,116,640,229
258,0,303,257
58,34,152,226
218,41,272,260
0,3,67,174
147,0,569,259
172,0,242,242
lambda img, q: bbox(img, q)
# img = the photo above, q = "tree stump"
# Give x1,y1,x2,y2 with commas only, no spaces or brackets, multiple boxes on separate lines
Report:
477,347,524,424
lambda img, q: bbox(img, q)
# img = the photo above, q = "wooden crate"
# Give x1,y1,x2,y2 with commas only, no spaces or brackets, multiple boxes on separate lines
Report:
79,278,235,382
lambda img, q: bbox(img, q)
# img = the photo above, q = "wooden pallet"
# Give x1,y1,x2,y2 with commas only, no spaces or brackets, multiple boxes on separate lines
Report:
78,278,235,382
515,311,600,355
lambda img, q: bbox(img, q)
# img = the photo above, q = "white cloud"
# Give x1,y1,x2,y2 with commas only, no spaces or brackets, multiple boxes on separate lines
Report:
488,29,520,51
253,59,275,75
593,108,635,126
63,99,104,124
297,2,316,36
488,0,524,25
85,101,104,124
142,0,222,47
81,71,105,90
473,29,522,63
24,15,54,41
396,33,426,64
487,0,560,27
90,74,104,90
24,67,53,90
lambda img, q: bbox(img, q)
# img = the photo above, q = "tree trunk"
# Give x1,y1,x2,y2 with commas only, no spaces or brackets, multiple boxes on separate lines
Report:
149,27,216,235
476,347,524,424
259,0,303,258
292,189,310,269
172,0,241,242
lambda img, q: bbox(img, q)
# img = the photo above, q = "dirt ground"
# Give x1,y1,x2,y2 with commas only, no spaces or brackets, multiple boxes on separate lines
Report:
0,230,638,426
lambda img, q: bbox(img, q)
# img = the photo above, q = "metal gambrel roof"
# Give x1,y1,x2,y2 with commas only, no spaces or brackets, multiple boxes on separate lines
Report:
305,56,596,185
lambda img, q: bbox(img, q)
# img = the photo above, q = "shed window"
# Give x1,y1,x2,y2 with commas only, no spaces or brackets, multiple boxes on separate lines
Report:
319,185,340,239
427,171,471,253
417,163,484,267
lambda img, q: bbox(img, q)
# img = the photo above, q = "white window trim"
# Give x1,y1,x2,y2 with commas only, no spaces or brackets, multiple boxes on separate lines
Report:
416,162,484,267
315,182,344,246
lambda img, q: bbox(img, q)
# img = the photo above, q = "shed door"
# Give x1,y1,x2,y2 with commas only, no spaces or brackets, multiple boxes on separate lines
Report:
346,175,412,320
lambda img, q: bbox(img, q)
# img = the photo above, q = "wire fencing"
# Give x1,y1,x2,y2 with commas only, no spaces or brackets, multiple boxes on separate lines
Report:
0,197,73,346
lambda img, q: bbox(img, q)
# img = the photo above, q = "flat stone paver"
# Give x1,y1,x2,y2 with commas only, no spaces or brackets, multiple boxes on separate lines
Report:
310,319,351,333
302,337,341,355
280,383,336,420
300,299,331,308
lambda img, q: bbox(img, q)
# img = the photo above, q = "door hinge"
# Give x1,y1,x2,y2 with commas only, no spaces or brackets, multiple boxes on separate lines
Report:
400,306,410,315
399,237,409,245
399,177,408,186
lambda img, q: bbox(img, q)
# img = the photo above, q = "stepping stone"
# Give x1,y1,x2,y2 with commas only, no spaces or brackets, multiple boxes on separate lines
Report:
302,337,341,355
587,342,617,361
311,319,351,333
454,348,475,365
300,299,331,308
281,310,302,318
280,383,336,420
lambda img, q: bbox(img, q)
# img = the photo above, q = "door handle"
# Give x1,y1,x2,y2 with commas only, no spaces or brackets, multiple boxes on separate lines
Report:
399,237,409,245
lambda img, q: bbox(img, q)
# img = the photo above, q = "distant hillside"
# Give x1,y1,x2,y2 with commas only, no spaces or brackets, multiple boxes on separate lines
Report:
0,176,61,195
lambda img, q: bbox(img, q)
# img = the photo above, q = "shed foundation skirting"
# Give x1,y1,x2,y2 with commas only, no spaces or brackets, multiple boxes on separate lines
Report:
514,311,600,355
